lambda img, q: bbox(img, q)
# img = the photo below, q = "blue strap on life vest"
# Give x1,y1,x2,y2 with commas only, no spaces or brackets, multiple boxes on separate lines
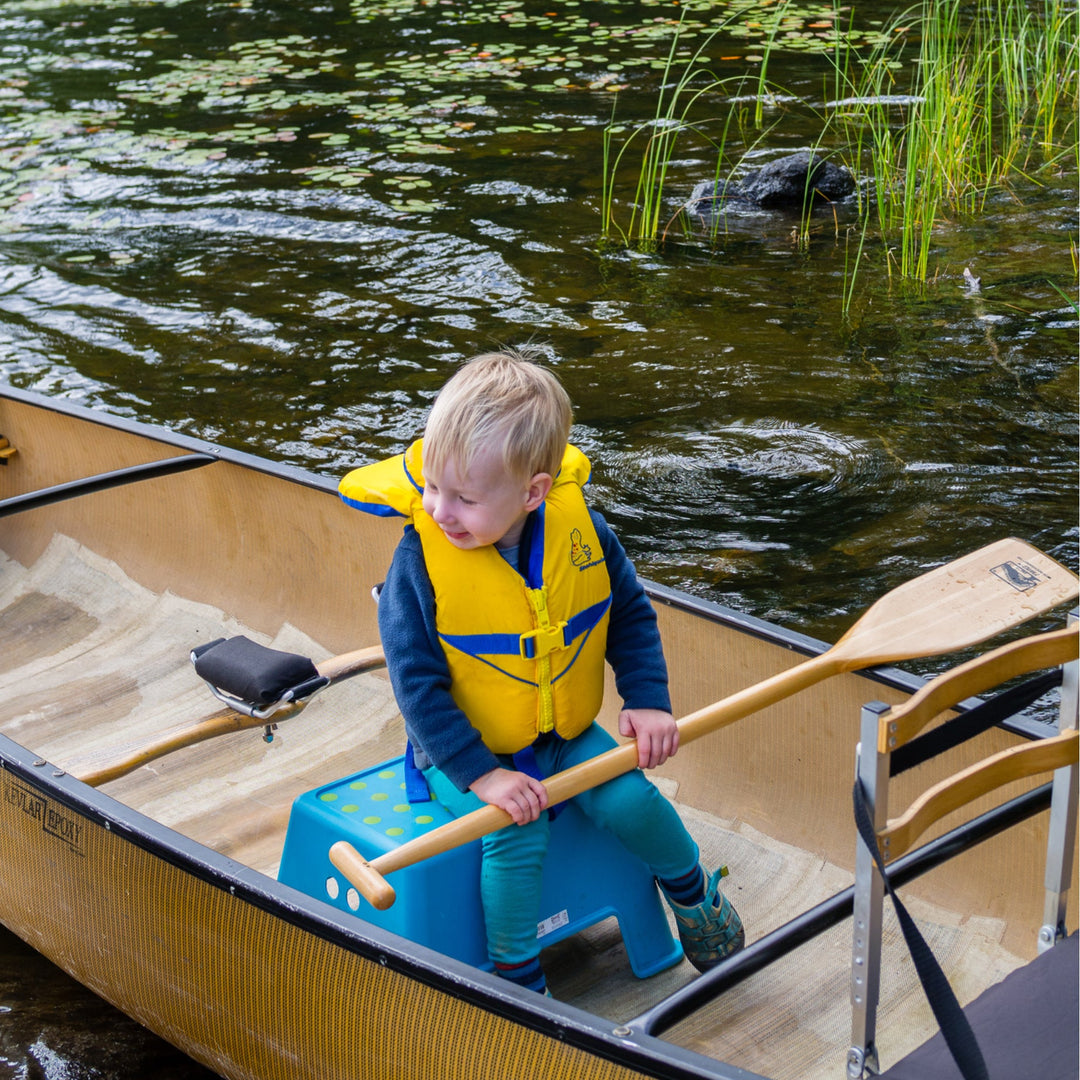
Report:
404,739,565,818
438,593,611,661
524,500,546,588
513,741,565,820
436,498,610,662
403,741,432,803
338,495,405,517
401,452,424,495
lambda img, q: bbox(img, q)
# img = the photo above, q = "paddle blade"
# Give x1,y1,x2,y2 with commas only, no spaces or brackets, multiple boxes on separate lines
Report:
831,538,1078,670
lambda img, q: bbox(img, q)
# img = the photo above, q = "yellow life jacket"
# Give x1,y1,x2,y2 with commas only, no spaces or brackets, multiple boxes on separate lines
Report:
340,440,612,754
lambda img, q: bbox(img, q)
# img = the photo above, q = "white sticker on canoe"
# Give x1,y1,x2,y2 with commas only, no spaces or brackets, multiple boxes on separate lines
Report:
537,909,569,939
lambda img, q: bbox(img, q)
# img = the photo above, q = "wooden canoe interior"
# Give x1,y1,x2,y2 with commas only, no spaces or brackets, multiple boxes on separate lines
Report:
0,396,1075,1079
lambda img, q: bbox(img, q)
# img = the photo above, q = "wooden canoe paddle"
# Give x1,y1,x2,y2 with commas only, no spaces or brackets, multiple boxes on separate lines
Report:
328,536,1079,910
68,645,385,787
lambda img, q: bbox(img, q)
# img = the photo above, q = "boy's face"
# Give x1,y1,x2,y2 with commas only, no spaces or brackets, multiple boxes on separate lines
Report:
422,443,546,551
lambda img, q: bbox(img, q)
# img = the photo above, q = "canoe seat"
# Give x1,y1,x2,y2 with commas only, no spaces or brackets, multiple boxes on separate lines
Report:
278,754,684,978
850,620,1079,1078
875,931,1078,1080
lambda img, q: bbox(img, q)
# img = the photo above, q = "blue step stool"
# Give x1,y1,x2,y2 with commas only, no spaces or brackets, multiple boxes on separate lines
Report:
278,755,684,978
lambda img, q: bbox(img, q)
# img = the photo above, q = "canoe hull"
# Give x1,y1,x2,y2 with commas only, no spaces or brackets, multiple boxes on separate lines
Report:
1,385,1075,1079
1,733,718,1080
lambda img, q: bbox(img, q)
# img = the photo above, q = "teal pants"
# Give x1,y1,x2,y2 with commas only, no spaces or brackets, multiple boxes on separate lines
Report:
423,721,699,966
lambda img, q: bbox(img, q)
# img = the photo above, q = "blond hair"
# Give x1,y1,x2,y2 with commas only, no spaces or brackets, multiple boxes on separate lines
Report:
424,350,572,483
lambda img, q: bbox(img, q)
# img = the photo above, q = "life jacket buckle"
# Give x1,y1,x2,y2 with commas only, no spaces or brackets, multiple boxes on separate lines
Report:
519,621,568,659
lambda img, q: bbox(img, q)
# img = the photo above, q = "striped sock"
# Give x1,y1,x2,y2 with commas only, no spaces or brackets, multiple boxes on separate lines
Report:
493,956,547,994
658,865,706,907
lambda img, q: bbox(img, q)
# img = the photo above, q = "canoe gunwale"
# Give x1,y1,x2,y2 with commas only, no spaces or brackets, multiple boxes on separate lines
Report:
645,582,1063,745
7,383,1045,740
0,382,338,495
0,731,751,1080
0,381,1063,747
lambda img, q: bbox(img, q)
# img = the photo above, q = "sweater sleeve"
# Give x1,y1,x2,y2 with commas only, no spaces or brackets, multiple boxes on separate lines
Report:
377,527,501,792
591,510,673,714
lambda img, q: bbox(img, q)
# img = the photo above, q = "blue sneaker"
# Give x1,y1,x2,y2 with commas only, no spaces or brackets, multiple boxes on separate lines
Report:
669,866,745,972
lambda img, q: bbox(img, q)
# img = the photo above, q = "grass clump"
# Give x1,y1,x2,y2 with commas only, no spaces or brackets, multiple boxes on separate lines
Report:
600,7,750,250
601,0,1079,293
834,0,1079,285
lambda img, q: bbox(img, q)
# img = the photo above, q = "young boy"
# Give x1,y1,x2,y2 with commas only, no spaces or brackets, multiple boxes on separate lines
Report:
339,350,743,995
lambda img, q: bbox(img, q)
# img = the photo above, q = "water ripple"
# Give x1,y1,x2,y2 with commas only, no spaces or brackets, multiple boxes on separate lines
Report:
612,420,893,505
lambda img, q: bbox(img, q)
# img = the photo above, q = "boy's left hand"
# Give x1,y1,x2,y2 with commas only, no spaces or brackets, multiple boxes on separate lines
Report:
618,708,679,770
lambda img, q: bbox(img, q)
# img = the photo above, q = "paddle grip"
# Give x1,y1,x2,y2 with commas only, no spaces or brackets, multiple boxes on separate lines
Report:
329,840,397,911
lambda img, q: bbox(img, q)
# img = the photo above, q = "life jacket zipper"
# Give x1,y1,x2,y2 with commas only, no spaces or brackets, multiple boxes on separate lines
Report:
526,585,555,734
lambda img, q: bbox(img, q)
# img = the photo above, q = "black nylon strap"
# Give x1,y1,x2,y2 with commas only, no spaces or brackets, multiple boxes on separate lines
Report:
891,669,1062,777
853,781,989,1080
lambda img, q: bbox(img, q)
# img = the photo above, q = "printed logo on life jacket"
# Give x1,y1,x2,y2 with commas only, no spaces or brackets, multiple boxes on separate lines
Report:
569,528,605,571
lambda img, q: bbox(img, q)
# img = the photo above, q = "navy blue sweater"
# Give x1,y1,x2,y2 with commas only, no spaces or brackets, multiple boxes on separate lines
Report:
377,508,672,792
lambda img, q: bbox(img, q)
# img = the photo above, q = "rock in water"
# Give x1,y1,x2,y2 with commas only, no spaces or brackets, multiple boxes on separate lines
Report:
690,152,855,216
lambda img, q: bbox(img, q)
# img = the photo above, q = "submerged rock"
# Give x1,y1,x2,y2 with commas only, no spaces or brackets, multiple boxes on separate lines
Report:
689,152,855,217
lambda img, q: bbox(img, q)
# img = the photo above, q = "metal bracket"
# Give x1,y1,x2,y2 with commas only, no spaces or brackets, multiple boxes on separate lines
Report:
846,1043,880,1078
1041,608,1078,953
200,680,317,721
850,702,891,1073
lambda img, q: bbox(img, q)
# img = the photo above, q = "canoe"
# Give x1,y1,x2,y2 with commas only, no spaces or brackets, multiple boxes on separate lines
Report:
0,383,1076,1080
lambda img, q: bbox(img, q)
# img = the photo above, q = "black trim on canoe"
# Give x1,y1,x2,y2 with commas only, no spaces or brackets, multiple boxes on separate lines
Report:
0,454,218,519
643,579,1060,744
0,383,339,495
0,734,753,1080
646,576,924,691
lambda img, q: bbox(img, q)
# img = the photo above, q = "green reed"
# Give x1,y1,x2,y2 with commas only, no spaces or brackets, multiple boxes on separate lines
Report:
600,5,784,248
1025,0,1080,165
827,0,1077,311
603,0,1077,297
826,0,1078,294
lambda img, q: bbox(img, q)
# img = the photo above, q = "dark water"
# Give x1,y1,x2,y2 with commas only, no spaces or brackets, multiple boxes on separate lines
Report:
0,927,217,1079
0,0,1076,1075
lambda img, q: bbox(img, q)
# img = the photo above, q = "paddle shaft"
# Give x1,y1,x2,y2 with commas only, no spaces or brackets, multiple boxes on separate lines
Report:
330,536,1079,909
74,707,294,787
330,650,840,908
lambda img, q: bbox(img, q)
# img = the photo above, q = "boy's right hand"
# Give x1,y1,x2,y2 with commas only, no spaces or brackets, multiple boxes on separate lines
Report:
469,767,549,825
